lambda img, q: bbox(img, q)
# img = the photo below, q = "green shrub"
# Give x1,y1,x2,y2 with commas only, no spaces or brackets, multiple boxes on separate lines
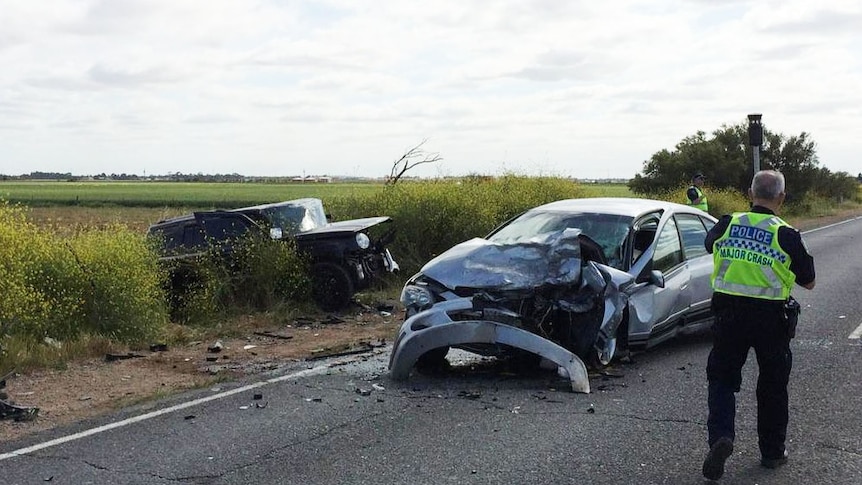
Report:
168,236,311,324
1,202,170,371
327,175,585,273
637,183,748,218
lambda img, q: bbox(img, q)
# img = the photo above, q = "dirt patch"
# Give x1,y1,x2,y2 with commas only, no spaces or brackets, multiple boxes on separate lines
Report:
1,304,401,443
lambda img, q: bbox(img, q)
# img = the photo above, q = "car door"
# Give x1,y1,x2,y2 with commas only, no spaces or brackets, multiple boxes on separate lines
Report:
675,213,715,317
627,215,690,344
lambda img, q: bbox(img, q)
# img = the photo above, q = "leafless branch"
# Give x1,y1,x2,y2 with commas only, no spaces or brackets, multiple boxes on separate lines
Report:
387,139,442,185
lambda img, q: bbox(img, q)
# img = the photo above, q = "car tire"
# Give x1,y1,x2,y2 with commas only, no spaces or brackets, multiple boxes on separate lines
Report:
311,262,355,311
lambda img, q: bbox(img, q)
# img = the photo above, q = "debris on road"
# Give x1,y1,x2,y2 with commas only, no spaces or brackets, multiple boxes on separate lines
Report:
207,341,224,353
306,341,377,361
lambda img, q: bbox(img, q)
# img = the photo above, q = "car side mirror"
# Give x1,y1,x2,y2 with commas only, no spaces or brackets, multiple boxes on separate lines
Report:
648,269,665,288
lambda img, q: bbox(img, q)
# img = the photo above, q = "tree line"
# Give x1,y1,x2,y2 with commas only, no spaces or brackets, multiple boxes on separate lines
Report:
628,121,859,202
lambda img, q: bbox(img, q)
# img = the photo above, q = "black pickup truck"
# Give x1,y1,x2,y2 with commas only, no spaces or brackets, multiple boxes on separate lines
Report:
147,198,399,310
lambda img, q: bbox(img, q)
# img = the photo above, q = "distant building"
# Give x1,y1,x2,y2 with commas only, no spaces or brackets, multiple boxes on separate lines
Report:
291,175,332,183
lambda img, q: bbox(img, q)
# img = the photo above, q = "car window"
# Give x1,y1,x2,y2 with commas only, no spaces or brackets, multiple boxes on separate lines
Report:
630,213,661,267
182,224,206,249
198,215,254,241
653,217,683,272
488,211,633,270
260,200,328,234
675,214,709,259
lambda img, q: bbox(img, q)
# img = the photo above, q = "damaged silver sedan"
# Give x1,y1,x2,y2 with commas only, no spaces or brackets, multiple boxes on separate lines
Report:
389,198,717,392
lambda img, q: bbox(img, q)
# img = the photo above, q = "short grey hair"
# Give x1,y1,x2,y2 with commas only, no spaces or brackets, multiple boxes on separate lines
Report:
751,170,785,200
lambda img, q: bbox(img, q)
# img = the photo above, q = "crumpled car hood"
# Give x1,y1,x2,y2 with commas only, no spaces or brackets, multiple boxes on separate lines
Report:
296,216,392,238
420,228,584,290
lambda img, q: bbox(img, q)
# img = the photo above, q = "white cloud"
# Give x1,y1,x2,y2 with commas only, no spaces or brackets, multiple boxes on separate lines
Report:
1,0,860,178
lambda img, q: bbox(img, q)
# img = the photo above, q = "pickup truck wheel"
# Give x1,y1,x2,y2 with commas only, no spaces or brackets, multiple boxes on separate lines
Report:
311,263,354,311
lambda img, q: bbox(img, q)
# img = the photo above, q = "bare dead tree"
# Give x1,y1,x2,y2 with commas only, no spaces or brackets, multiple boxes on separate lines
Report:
386,139,442,185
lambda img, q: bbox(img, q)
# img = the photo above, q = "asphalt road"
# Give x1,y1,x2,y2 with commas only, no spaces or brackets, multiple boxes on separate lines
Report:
1,217,861,485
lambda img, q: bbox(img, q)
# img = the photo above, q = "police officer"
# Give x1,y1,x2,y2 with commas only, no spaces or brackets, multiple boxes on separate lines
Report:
701,170,815,480
688,172,709,212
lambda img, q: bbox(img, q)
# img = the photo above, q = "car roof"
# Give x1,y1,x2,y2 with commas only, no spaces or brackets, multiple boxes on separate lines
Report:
531,197,714,220
233,198,321,212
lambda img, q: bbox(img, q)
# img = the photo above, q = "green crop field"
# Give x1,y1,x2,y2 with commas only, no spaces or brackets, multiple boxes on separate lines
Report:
2,179,634,233
0,181,384,208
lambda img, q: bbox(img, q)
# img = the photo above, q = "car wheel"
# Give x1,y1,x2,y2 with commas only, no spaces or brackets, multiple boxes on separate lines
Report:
311,262,355,311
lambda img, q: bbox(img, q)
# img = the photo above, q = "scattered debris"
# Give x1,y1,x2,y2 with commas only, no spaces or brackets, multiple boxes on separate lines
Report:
243,345,257,350
239,405,250,410
321,315,346,325
355,388,372,397
253,393,263,400
371,383,385,391
0,399,39,422
104,353,144,362
205,357,219,362
253,331,294,340
380,311,392,317
458,390,482,400
207,341,224,353
150,343,168,352
184,415,196,420
376,303,395,313
79,396,92,401
306,342,376,361
294,317,316,326
587,404,596,414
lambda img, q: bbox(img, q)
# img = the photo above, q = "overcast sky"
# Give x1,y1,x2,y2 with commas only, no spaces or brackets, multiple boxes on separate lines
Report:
2,0,860,179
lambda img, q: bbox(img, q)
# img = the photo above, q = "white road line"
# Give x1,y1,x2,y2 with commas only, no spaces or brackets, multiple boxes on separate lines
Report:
0,363,335,461
800,215,862,235
801,218,862,340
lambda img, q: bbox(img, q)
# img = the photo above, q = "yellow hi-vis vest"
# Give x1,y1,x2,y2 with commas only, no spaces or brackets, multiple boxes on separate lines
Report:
689,186,708,212
711,212,795,301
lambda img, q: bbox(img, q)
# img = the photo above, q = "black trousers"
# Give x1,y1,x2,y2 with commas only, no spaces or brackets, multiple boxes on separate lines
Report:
706,292,792,460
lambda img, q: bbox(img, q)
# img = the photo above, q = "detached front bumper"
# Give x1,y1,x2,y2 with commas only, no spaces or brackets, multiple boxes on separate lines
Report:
388,298,592,393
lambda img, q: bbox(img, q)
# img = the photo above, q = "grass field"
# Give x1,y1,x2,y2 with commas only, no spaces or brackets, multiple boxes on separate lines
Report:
0,181,384,208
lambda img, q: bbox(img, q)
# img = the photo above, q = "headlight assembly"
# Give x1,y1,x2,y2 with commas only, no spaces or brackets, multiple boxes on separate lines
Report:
400,284,433,309
355,232,371,249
